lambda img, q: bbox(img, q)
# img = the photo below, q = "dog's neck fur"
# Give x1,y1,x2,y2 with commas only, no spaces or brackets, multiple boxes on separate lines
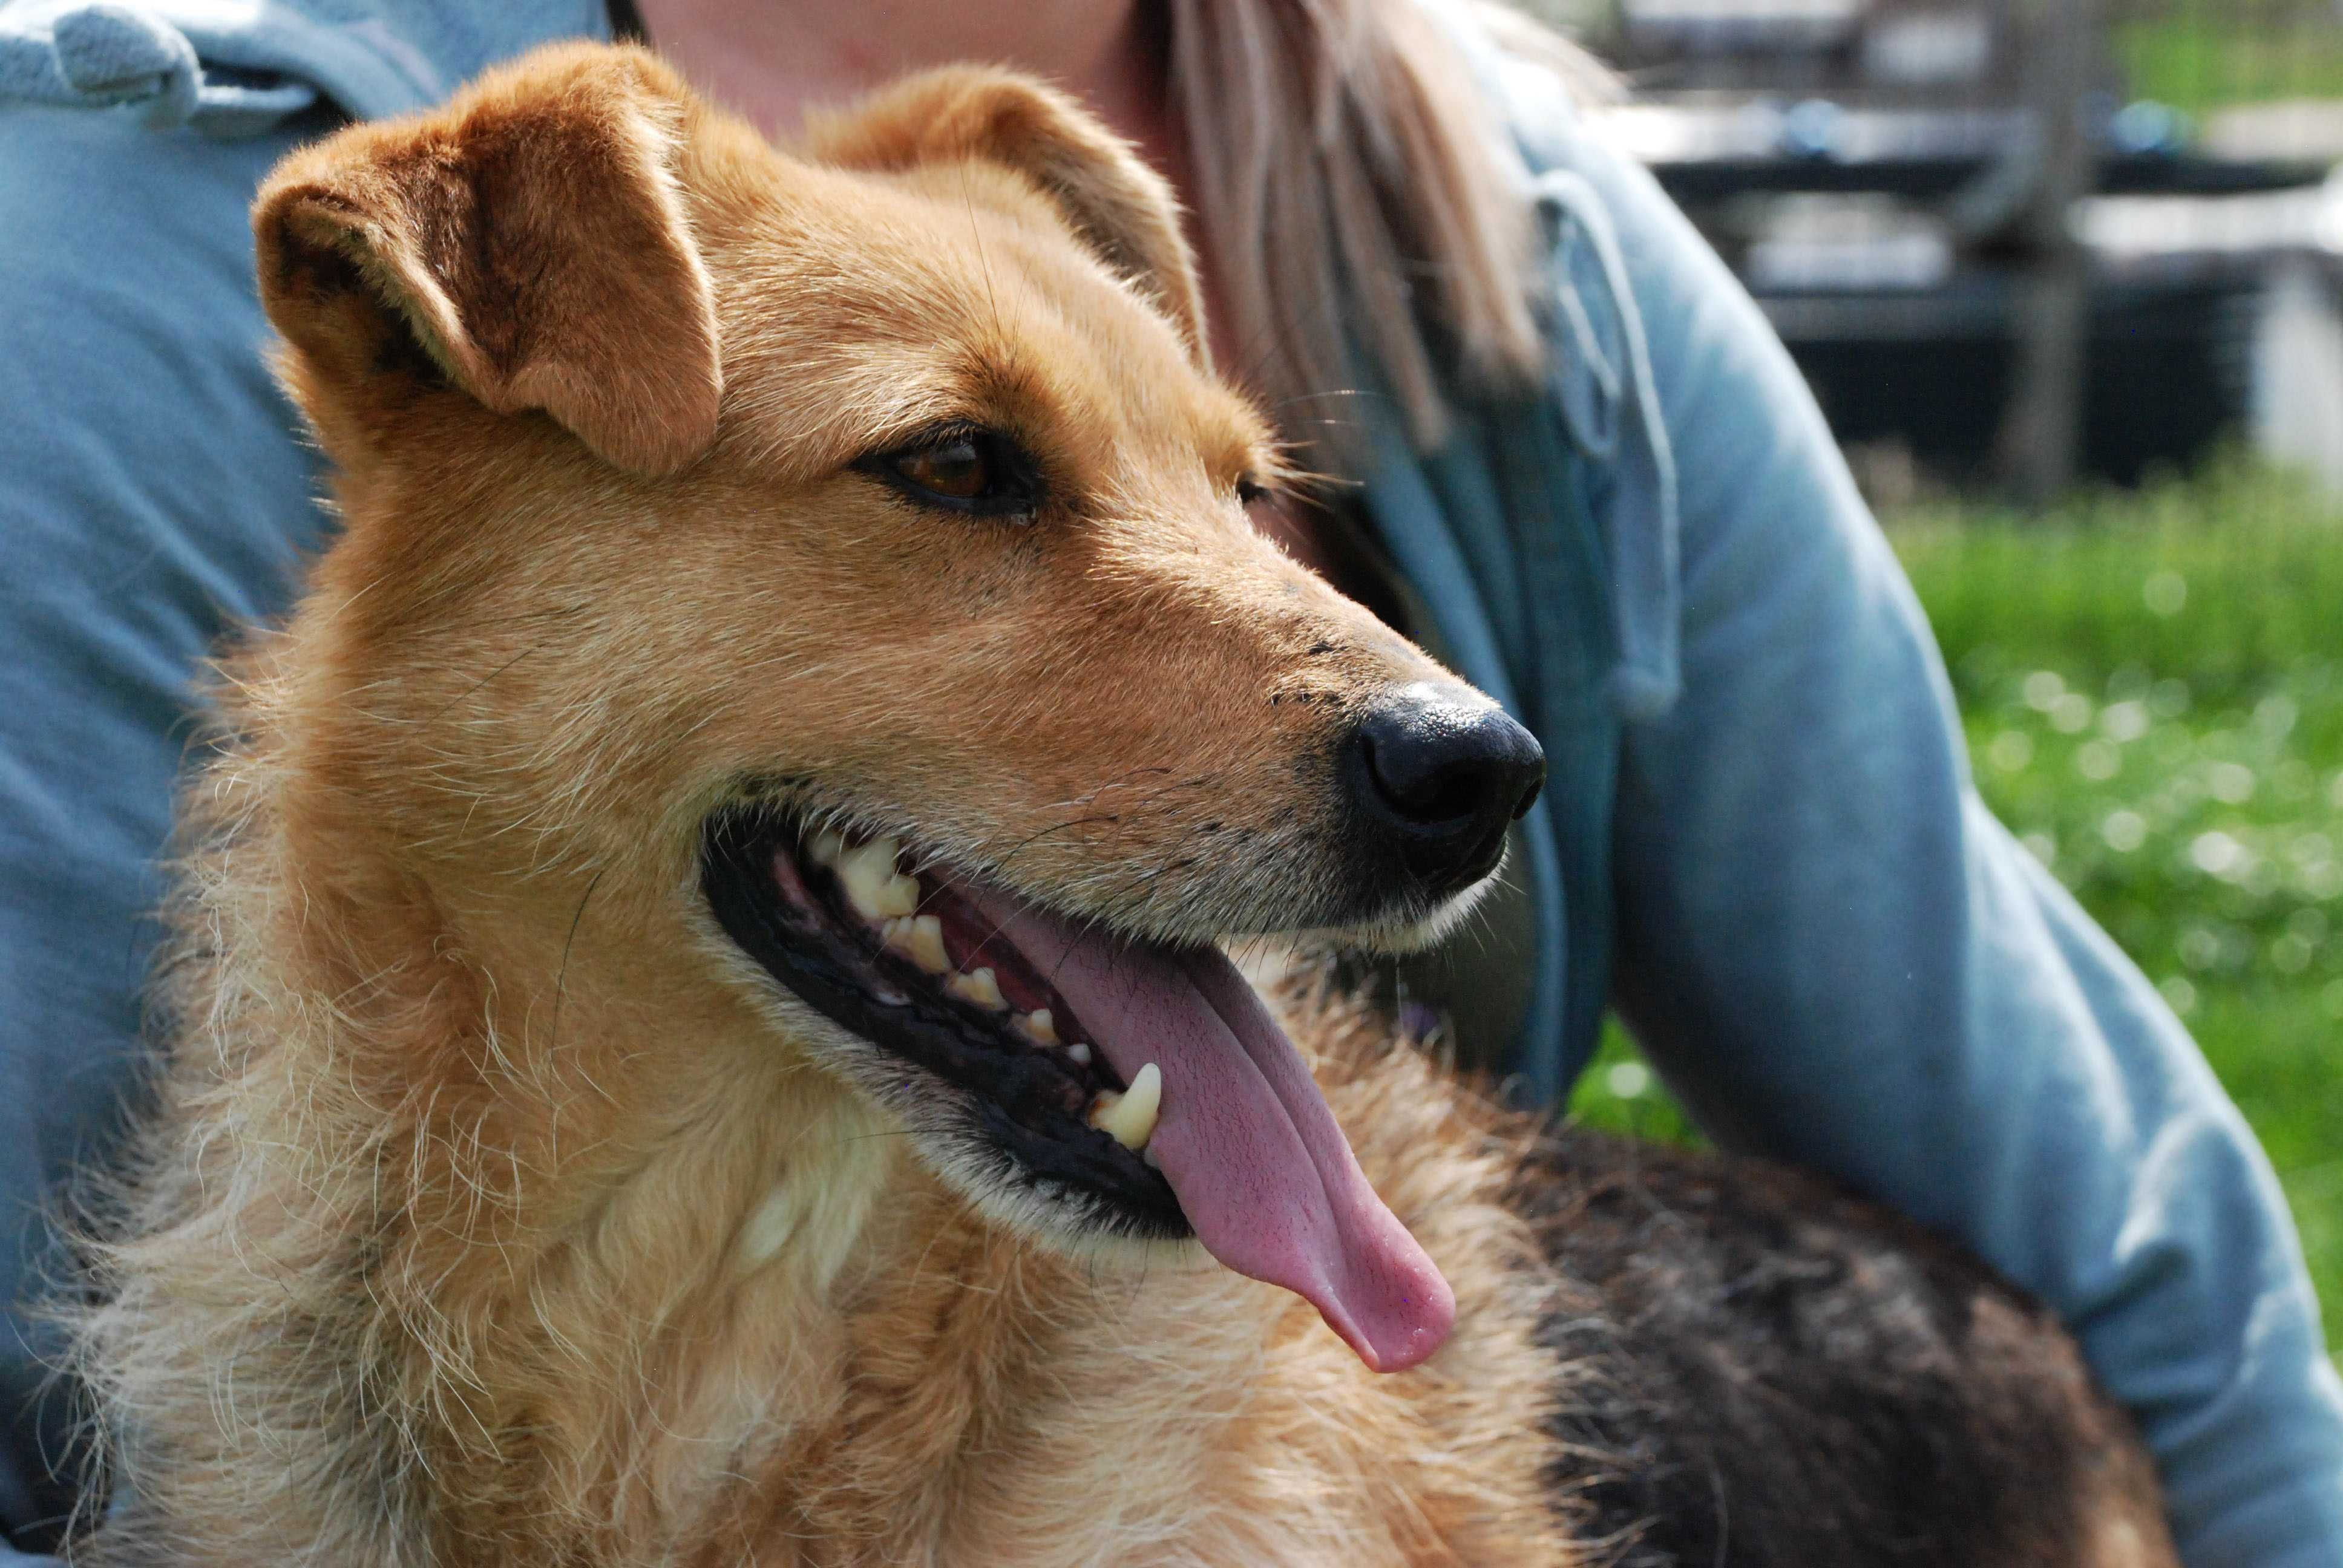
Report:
85,701,1576,1567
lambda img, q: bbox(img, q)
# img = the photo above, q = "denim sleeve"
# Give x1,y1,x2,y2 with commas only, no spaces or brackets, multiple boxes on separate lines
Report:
1553,122,2343,1563
0,102,330,1557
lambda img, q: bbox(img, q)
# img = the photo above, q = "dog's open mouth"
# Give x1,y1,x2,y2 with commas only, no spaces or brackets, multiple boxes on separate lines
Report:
701,807,1456,1372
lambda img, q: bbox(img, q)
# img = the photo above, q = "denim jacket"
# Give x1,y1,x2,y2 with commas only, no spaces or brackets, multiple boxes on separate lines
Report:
2,1,2338,1561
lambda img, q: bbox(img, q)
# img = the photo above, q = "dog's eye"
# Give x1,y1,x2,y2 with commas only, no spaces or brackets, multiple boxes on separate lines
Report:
865,430,1041,517
1236,475,1272,507
898,440,989,501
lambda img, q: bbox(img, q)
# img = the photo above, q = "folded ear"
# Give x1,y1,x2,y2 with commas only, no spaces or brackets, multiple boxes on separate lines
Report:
254,42,721,477
807,67,1210,367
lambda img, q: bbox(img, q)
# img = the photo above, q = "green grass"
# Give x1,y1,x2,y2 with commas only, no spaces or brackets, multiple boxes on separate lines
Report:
1569,454,2343,1356
2115,15,2343,117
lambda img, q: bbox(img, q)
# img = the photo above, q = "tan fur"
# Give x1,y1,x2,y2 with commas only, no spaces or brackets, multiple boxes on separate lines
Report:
74,44,1575,1567
259,47,723,475
71,41,2183,1568
803,67,1213,367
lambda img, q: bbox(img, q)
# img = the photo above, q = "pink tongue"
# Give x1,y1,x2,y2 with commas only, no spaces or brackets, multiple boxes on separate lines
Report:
967,893,1455,1373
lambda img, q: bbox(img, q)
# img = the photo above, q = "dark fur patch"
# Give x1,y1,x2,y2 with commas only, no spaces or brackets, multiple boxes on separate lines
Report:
1513,1129,2164,1567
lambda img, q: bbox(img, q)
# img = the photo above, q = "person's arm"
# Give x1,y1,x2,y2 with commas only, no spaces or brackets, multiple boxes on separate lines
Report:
1531,104,2343,1565
0,97,338,1560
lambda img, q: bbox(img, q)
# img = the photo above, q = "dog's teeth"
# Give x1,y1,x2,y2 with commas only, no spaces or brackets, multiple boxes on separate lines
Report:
946,966,1007,1011
1087,1063,1162,1152
1015,1009,1058,1047
1065,1041,1092,1067
883,914,948,974
837,837,919,920
806,828,847,867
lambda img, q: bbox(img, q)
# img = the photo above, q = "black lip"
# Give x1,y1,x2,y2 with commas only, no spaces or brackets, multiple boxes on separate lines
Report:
698,808,1187,1235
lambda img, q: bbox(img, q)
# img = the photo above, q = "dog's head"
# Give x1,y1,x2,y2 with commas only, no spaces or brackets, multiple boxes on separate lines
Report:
251,43,1541,1371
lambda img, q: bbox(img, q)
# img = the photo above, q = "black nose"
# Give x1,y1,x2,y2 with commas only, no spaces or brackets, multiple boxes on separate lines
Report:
1346,682,1546,897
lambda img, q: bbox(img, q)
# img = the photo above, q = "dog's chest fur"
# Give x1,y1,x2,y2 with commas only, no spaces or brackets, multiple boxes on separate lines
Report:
470,1011,1572,1567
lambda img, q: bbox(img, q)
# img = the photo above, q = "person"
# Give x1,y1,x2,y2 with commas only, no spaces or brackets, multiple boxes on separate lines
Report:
1,0,2336,1561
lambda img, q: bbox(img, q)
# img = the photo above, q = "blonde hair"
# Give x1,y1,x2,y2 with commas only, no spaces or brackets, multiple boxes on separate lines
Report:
1165,1,1604,456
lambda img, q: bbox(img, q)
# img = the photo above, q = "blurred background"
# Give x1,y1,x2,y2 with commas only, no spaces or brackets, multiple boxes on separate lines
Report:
1521,0,2343,1362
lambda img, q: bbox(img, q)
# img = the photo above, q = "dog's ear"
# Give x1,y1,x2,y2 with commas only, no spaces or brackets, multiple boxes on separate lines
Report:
253,43,722,477
808,67,1210,366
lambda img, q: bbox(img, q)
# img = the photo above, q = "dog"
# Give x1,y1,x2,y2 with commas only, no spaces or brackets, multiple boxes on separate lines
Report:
66,42,2177,1567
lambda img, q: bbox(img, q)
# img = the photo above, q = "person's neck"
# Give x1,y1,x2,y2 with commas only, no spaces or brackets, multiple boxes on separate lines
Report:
627,0,1170,152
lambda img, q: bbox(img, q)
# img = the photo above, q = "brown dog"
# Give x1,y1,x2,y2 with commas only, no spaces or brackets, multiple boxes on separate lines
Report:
70,42,2176,1568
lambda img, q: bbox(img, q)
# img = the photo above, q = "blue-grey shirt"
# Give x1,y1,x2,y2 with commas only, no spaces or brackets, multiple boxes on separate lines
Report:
2,2,2338,1561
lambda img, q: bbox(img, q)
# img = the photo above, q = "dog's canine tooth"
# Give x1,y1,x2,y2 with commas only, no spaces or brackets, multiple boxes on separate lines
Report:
806,828,847,868
883,915,948,974
946,966,1007,1011
1087,1063,1162,1151
837,836,919,920
1014,1009,1058,1047
1065,1041,1092,1067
